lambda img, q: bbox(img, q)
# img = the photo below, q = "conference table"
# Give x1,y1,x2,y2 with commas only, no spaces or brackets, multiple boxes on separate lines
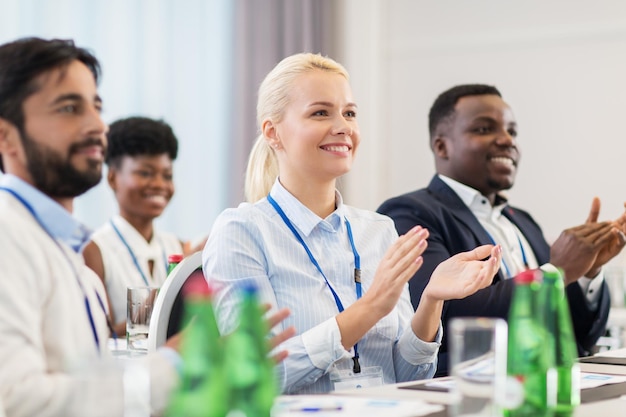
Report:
327,348,626,417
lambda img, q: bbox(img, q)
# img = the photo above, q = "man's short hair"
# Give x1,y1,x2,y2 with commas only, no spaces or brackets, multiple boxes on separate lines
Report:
0,37,100,172
105,116,179,168
428,84,502,140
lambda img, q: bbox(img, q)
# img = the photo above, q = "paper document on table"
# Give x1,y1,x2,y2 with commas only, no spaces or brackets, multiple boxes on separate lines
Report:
580,372,626,389
272,395,444,417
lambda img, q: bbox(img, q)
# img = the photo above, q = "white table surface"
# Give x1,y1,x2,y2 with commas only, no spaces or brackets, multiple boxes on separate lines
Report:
333,350,626,417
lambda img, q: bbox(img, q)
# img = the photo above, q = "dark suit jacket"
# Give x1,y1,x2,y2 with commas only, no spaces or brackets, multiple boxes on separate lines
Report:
377,175,610,376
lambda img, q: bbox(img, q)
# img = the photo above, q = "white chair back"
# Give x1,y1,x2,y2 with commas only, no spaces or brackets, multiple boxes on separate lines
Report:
147,251,203,352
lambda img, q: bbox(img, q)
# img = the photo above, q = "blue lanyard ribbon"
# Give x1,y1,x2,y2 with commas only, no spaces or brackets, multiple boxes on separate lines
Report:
267,193,363,372
110,219,168,286
0,186,109,353
485,230,529,279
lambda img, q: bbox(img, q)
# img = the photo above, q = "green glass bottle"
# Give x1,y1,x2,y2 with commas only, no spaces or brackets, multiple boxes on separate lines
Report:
540,266,580,417
224,284,277,417
505,269,552,417
165,272,228,417
167,254,184,276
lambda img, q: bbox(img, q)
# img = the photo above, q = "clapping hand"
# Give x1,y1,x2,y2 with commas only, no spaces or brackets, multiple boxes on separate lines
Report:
550,197,626,285
422,244,502,302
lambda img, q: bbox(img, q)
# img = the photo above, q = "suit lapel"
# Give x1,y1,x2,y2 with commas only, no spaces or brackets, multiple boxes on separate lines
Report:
428,176,493,245
428,176,507,281
502,206,550,265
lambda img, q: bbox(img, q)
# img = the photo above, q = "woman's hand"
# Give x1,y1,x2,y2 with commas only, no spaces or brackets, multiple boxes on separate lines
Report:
337,225,430,349
422,244,502,303
411,244,501,342
361,225,429,318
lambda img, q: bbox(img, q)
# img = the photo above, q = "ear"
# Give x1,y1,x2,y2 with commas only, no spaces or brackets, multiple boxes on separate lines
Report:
262,119,281,150
107,167,117,190
432,135,449,160
0,118,19,157
0,118,13,150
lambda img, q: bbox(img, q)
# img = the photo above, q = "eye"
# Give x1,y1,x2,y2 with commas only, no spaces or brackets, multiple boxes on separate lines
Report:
508,128,518,137
344,110,357,118
473,125,492,134
135,170,153,179
312,109,328,117
59,104,78,114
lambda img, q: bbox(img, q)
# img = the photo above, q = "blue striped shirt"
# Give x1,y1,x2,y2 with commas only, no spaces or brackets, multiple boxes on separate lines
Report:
203,179,440,394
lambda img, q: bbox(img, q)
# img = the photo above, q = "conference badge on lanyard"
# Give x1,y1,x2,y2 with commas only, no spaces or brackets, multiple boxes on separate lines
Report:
329,364,384,391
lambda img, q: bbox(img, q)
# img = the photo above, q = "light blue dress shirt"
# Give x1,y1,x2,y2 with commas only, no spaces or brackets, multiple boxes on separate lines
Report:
0,174,92,252
203,179,441,394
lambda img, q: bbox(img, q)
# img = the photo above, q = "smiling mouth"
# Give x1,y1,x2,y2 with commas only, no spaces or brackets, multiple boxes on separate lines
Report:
320,145,351,152
144,194,168,205
489,156,516,167
75,145,104,159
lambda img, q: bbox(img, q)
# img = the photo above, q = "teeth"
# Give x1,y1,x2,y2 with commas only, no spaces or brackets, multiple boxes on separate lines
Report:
323,145,350,152
146,195,167,204
491,157,514,166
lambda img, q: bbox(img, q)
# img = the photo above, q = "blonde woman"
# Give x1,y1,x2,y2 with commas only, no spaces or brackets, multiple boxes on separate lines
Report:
203,53,502,394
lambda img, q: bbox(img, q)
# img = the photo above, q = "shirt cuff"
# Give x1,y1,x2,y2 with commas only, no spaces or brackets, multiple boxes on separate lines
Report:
301,317,352,372
398,322,442,365
578,270,604,311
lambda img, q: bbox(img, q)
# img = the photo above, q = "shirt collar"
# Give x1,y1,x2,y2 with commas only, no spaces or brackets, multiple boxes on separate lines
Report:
110,215,162,260
0,174,92,252
438,174,509,218
267,178,344,236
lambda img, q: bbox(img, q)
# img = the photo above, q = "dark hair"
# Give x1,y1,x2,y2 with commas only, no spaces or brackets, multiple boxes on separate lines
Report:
105,116,179,168
428,84,501,140
0,37,100,172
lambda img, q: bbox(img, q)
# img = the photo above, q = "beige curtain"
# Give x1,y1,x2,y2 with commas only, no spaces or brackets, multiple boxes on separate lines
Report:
227,0,337,205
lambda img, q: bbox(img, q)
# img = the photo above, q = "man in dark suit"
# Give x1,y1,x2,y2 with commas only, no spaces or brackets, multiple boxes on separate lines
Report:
377,84,626,376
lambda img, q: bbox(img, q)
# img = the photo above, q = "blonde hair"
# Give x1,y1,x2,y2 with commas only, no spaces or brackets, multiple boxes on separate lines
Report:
244,53,350,203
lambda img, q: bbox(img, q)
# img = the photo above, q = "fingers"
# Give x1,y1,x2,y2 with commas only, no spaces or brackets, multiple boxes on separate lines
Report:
269,325,296,350
456,244,495,261
271,350,289,364
587,223,622,247
586,196,601,224
563,221,614,243
383,225,429,278
266,307,291,329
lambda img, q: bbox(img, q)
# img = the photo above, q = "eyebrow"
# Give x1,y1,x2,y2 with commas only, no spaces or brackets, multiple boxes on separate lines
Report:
308,101,358,108
49,93,103,107
471,115,517,127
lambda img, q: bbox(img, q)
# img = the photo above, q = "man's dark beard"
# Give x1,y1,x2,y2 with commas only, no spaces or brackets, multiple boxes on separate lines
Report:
21,130,103,198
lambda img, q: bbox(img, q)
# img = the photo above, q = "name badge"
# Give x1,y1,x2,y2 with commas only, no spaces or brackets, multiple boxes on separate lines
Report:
329,365,384,391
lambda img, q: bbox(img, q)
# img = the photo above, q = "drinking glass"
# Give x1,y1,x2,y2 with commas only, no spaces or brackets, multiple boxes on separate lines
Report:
448,317,508,417
126,287,159,352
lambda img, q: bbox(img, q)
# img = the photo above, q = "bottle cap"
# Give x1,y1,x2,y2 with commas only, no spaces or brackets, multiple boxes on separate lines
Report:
168,254,184,264
240,282,258,296
514,269,542,284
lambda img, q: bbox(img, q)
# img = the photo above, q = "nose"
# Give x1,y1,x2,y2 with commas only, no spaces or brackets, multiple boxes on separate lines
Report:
331,116,354,137
85,104,108,140
495,130,516,147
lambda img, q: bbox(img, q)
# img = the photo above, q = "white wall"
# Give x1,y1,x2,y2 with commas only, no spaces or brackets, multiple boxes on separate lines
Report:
338,0,626,254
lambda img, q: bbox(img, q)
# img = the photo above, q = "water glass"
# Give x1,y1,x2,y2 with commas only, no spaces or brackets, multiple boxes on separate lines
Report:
126,287,159,352
448,317,508,417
